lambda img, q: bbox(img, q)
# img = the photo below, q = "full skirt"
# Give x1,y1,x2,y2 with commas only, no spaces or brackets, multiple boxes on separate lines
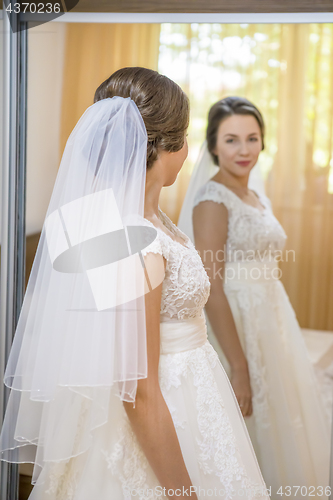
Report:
206,279,331,500
27,341,270,500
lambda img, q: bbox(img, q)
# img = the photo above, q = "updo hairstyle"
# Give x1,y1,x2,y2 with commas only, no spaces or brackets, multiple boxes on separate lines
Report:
94,67,190,169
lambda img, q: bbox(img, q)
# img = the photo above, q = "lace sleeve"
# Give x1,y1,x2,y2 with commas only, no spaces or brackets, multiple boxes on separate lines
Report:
193,181,235,213
140,229,172,263
140,233,163,258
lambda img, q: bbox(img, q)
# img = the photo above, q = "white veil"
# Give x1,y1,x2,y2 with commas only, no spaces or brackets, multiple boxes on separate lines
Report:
0,96,162,483
178,141,266,242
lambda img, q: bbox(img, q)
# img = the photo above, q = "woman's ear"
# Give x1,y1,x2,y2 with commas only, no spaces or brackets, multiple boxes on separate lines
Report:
211,136,218,157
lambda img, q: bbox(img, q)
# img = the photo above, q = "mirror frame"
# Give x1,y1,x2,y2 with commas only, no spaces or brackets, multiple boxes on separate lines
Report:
1,7,332,499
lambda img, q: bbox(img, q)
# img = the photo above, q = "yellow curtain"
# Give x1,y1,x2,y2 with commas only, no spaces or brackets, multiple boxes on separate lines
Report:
60,23,333,329
60,23,161,156
158,23,333,330
272,25,333,330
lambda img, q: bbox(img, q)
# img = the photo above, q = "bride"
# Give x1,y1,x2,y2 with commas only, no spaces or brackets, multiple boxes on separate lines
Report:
178,96,331,498
0,69,270,499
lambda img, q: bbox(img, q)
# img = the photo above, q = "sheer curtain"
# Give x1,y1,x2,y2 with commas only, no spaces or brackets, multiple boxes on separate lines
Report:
59,23,333,329
60,23,161,156
158,23,333,330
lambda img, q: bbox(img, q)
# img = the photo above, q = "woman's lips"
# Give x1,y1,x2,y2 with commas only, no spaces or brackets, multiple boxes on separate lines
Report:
236,161,251,167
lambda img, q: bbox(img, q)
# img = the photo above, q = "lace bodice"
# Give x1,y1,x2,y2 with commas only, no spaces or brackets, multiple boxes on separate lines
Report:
193,181,287,262
141,208,211,322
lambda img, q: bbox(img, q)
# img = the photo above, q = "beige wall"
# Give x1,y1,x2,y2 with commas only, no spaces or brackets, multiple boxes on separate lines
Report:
26,22,66,235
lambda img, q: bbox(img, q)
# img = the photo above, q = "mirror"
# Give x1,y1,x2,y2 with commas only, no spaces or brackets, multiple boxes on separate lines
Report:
2,12,333,499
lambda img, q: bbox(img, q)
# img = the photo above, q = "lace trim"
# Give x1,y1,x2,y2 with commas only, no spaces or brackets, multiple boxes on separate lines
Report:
159,343,267,500
45,461,80,499
45,397,90,498
102,417,156,500
140,233,164,258
232,286,271,429
99,344,267,500
224,281,314,432
141,211,211,321
193,181,287,263
193,181,239,212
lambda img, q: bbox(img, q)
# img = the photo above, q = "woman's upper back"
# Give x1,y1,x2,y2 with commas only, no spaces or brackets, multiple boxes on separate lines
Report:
142,209,210,322
193,180,287,262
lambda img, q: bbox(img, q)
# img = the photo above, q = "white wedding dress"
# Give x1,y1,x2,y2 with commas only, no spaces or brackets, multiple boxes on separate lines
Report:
193,180,331,499
27,208,270,500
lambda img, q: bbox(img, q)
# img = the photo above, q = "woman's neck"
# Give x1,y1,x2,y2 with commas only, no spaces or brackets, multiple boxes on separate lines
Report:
212,168,249,191
144,174,163,220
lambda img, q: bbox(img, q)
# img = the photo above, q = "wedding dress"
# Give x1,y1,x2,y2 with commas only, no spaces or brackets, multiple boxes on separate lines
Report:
193,180,331,499
26,207,270,500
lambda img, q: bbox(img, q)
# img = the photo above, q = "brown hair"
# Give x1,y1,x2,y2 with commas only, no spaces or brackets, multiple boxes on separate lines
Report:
94,67,190,169
206,97,265,166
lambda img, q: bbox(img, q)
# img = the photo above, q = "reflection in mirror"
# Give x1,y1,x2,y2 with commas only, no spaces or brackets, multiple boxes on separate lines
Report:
5,19,333,500
162,21,333,498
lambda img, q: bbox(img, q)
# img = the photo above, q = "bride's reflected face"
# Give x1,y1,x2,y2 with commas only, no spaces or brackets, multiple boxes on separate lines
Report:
213,115,262,178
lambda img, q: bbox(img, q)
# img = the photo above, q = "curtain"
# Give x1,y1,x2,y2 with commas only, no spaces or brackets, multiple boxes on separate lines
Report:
271,25,333,331
60,23,161,156
59,23,333,329
158,23,333,330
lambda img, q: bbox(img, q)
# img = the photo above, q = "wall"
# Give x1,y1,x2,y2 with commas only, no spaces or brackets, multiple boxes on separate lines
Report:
26,21,66,235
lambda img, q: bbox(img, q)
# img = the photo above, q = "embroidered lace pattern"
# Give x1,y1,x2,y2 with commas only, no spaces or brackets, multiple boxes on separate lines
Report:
193,182,288,430
101,344,266,500
193,181,287,262
45,397,90,499
45,461,80,500
160,344,266,499
141,209,211,322
42,207,267,499
102,417,156,500
229,285,271,429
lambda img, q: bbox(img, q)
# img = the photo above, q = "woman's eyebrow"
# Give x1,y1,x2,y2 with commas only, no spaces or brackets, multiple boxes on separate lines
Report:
223,132,260,138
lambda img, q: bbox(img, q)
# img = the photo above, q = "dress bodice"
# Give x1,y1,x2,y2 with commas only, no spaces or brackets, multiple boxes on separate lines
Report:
141,208,211,323
193,180,287,262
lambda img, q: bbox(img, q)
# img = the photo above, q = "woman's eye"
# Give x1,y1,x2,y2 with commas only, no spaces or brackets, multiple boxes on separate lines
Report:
249,137,258,142
226,139,234,143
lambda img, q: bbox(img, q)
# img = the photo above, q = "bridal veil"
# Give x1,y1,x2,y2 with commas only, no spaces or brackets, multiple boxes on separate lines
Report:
0,96,162,484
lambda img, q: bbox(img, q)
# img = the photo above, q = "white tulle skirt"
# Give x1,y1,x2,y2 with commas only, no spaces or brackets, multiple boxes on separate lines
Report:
17,315,270,500
206,261,331,500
